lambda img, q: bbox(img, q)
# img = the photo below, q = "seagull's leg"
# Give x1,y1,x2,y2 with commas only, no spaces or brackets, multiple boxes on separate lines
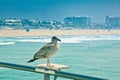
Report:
47,58,50,67
47,58,55,68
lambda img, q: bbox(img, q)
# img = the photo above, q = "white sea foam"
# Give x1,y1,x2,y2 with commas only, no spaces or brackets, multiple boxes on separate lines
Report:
78,35,120,41
0,35,120,43
60,37,81,43
59,35,120,43
0,42,15,45
16,39,50,43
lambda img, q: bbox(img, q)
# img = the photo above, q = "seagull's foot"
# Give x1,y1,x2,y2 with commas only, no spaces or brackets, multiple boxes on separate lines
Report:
47,64,55,68
49,65,55,68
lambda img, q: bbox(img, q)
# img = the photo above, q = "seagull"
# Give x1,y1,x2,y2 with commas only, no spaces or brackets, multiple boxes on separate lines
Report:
27,36,61,67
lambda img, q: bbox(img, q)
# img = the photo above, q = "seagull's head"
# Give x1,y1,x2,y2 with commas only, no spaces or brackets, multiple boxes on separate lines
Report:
51,36,61,42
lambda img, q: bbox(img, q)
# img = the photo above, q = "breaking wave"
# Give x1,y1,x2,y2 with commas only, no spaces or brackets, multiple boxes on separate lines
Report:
0,42,15,45
0,35,120,43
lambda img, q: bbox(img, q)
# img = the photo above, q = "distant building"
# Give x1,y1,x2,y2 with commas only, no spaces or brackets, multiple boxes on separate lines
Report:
106,16,120,29
64,16,92,28
5,19,22,26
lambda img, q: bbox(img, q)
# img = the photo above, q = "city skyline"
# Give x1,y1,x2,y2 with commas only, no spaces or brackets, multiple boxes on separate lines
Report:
0,0,120,23
1,16,120,29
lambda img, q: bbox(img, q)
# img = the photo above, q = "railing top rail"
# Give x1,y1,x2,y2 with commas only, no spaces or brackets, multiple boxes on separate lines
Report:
0,62,107,80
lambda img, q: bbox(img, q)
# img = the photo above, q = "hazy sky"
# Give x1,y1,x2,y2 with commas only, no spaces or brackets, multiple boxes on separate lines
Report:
0,0,120,22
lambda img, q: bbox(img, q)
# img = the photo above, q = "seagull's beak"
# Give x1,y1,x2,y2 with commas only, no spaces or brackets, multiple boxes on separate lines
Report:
57,38,61,42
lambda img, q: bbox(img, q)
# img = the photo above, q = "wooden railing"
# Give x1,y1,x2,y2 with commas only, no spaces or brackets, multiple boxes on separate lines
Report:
0,62,107,80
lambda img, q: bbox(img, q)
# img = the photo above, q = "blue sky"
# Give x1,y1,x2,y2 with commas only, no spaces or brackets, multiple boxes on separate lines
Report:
0,0,120,22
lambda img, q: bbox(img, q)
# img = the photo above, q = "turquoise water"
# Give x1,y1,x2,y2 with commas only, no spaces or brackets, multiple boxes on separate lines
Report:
0,35,120,80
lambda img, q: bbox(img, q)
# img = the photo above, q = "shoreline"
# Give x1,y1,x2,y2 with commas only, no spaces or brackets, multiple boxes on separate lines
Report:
0,29,120,37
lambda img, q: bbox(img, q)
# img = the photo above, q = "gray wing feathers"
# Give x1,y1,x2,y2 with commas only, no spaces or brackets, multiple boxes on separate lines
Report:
34,43,55,59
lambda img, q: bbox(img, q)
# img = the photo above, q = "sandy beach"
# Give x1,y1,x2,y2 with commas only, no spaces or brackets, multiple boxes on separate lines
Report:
0,29,120,37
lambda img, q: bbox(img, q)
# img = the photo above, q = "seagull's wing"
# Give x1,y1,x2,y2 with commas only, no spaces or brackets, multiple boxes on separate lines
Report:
34,42,55,59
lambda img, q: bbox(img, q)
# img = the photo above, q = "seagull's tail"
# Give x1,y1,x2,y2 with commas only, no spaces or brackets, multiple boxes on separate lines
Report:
27,58,37,63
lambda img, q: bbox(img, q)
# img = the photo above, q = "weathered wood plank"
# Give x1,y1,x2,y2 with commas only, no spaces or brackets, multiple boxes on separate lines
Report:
36,63,69,70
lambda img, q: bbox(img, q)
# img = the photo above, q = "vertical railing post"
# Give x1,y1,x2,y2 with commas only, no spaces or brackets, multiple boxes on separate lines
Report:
44,74,50,80
54,69,60,80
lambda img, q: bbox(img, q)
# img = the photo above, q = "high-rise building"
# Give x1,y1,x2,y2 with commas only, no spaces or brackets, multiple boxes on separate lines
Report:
106,16,120,29
64,16,92,28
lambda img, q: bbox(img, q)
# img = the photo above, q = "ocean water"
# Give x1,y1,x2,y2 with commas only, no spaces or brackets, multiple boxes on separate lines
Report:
0,35,120,80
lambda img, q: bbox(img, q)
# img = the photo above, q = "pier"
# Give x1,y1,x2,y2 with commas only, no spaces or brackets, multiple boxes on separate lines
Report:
0,62,107,80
